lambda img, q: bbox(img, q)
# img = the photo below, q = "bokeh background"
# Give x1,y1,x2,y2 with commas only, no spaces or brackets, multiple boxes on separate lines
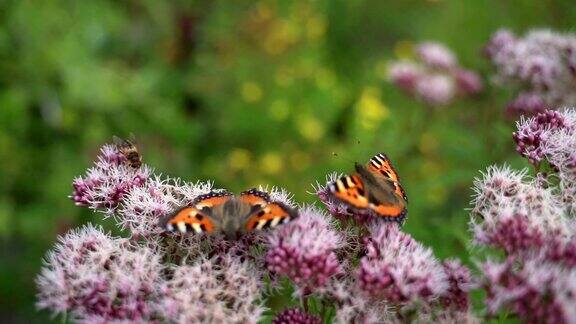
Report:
1,0,576,322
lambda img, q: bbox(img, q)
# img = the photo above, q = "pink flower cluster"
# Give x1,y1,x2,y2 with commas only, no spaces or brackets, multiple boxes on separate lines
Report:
358,223,448,303
71,144,150,215
485,29,576,116
471,109,576,322
388,42,483,106
40,138,480,323
36,225,163,322
513,109,569,164
265,205,343,294
272,308,321,324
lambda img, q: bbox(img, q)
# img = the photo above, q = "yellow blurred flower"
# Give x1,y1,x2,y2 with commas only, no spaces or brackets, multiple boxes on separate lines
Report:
394,40,415,60
241,82,263,103
260,151,284,175
296,113,325,142
228,148,252,171
355,87,389,130
270,100,290,121
306,15,326,40
264,19,300,55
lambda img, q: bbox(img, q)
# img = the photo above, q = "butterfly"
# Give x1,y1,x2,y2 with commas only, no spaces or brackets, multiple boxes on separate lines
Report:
161,188,298,239
328,153,408,222
113,135,142,169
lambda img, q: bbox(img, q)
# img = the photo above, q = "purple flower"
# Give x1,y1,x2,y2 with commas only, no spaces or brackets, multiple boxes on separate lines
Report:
415,74,456,106
71,144,150,215
120,176,215,237
471,112,576,322
36,224,163,322
483,214,544,254
455,69,484,95
388,41,483,107
482,257,576,323
265,205,343,294
513,109,569,164
388,62,423,93
484,29,516,59
357,223,448,303
319,279,392,323
272,308,321,324
417,42,457,70
470,165,571,249
486,29,576,114
157,253,265,324
506,92,548,117
440,259,474,312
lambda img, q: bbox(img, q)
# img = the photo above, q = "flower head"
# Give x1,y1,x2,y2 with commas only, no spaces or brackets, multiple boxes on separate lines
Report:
440,259,474,312
36,224,163,322
71,144,150,215
415,74,456,106
486,29,576,115
417,42,457,70
482,257,576,323
388,41,483,106
513,110,568,164
157,253,266,324
272,308,321,324
265,205,343,294
357,223,448,303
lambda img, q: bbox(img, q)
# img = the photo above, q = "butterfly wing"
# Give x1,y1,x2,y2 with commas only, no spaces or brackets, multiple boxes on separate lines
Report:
239,188,270,207
329,154,408,222
244,201,298,232
193,191,233,209
162,191,232,234
366,153,408,202
162,207,217,234
328,174,370,209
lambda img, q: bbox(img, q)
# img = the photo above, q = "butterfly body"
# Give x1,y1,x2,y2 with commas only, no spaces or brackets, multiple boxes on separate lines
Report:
162,189,297,239
329,153,408,222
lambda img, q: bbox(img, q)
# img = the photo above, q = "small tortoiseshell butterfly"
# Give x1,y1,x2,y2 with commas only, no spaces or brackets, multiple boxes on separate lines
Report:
328,153,408,222
161,188,298,239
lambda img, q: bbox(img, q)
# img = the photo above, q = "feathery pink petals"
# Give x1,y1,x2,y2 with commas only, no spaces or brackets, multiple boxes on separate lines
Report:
388,41,483,106
512,109,569,164
440,259,474,312
36,224,163,322
265,205,343,293
486,29,576,115
157,254,265,324
482,257,576,323
120,176,214,236
71,144,150,214
272,308,321,324
358,223,448,303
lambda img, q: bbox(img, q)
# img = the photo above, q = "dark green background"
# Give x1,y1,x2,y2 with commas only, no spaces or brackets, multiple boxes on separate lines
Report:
1,0,574,322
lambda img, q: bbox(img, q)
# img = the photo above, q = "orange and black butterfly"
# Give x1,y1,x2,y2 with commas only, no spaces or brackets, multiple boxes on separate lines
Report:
113,135,142,169
328,153,408,222
161,189,298,239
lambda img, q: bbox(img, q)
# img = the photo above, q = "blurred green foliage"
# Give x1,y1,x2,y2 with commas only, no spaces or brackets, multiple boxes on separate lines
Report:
1,0,575,321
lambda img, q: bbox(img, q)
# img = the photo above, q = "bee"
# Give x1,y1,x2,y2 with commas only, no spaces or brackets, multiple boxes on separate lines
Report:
113,135,142,169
